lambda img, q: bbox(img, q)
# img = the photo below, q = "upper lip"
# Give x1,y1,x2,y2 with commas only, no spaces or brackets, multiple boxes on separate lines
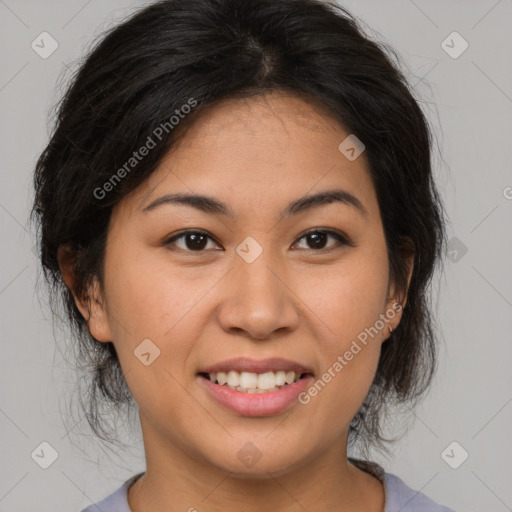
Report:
198,357,314,375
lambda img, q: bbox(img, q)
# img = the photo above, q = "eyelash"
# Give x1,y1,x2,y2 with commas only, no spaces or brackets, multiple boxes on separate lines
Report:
163,228,353,254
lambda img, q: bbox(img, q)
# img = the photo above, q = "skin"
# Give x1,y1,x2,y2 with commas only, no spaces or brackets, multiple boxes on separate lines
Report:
60,91,413,512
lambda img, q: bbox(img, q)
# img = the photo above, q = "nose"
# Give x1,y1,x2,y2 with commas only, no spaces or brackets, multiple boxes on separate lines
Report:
215,250,300,341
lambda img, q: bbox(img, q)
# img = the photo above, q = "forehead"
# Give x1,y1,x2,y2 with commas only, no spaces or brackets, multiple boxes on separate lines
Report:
126,92,380,223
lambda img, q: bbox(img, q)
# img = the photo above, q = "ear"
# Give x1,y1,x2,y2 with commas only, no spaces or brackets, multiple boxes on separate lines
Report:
384,237,415,333
57,245,113,342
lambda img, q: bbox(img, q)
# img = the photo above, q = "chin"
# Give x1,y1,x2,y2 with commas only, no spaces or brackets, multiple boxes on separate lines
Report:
202,438,309,478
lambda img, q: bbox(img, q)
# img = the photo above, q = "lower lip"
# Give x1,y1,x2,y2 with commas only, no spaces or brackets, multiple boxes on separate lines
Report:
198,374,314,417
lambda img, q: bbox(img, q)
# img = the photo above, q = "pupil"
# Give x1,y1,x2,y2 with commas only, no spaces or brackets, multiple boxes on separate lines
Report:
187,233,207,250
308,232,327,249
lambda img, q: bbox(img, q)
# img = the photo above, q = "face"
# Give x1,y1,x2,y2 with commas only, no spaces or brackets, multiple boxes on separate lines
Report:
65,92,410,478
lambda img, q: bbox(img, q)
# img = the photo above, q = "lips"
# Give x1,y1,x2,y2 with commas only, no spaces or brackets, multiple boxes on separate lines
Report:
198,372,315,416
198,357,314,375
196,357,315,416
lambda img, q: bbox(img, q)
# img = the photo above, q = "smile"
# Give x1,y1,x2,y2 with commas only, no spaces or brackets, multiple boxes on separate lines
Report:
197,371,314,417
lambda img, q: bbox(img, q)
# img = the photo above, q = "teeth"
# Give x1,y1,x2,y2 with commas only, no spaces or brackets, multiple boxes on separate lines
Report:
240,372,258,389
275,371,286,386
227,371,239,387
205,370,305,392
258,371,277,390
287,371,297,384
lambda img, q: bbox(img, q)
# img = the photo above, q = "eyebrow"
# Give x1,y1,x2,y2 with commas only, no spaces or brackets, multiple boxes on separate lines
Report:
141,188,368,219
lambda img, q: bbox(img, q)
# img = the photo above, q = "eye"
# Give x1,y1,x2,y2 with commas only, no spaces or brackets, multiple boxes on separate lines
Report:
292,229,351,252
164,228,352,253
164,230,221,252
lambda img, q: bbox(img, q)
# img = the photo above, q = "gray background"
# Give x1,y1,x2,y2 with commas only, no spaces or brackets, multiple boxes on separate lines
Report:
1,0,511,510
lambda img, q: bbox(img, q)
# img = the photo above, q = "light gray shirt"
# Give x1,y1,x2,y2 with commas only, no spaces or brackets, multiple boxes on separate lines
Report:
81,467,455,511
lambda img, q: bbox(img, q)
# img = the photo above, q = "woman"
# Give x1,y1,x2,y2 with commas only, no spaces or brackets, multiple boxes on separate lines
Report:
31,0,453,510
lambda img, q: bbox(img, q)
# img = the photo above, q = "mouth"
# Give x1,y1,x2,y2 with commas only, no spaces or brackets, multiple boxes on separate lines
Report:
196,358,315,417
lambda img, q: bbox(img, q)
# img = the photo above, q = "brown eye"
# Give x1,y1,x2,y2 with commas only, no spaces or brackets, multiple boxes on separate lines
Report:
164,230,220,252
293,229,351,251
164,228,352,254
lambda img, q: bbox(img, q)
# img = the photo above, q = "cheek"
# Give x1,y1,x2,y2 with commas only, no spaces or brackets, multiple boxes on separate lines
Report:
103,241,203,341
101,244,205,427
100,242,216,414
295,246,389,425
298,245,390,347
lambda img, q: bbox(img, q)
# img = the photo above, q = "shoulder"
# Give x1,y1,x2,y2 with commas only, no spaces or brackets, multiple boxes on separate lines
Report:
79,468,455,512
382,472,455,512
349,458,455,512
80,473,144,512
